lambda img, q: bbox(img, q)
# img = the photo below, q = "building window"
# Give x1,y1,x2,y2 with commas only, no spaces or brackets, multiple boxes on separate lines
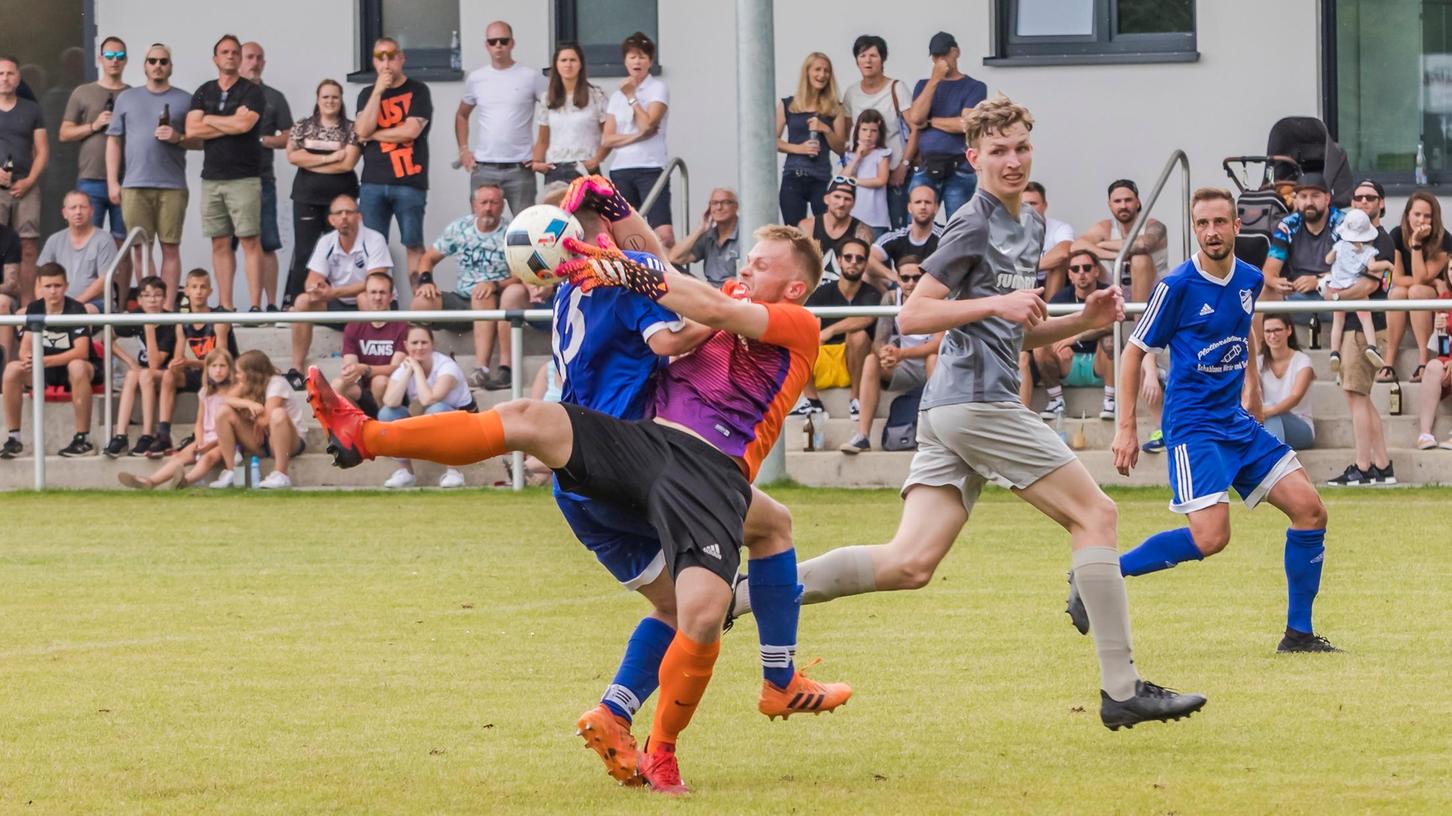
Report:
987,0,1197,66
353,0,461,80
1327,0,1452,189
554,0,659,77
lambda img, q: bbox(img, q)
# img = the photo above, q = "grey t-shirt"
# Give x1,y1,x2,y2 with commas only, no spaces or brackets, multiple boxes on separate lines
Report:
256,82,293,182
37,228,119,300
920,190,1044,407
107,85,193,189
63,82,129,180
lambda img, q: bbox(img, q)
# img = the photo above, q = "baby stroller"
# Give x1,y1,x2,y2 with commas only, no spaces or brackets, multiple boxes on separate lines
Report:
1223,116,1354,268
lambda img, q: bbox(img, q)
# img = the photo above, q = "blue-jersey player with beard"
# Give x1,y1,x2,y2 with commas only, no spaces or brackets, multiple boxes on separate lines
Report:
1069,186,1339,654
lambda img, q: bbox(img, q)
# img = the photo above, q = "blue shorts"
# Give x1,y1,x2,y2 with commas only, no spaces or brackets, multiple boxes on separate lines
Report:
1166,419,1301,514
555,490,665,589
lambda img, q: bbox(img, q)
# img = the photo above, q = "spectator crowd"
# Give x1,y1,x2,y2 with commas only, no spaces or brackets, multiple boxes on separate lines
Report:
1,23,1449,489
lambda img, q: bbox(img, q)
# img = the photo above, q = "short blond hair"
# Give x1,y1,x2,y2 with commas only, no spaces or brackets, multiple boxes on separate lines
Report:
756,225,823,291
965,94,1035,148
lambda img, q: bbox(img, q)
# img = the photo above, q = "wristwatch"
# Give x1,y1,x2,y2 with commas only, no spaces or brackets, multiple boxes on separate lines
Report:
627,97,638,107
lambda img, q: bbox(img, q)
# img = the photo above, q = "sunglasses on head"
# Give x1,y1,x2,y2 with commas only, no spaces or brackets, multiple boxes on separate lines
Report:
1068,263,1097,273
102,50,127,60
487,37,512,46
829,175,858,187
146,57,170,65
373,50,399,59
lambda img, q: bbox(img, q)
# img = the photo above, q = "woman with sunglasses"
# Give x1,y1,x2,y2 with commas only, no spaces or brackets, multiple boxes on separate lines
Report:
532,42,609,186
285,79,361,307
775,52,849,225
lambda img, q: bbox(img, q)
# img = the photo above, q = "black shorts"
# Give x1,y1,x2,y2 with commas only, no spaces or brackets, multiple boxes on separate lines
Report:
553,404,752,585
43,362,100,389
177,367,203,394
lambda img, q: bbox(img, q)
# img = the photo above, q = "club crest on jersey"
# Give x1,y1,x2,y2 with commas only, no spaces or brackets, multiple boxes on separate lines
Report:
1239,288,1253,314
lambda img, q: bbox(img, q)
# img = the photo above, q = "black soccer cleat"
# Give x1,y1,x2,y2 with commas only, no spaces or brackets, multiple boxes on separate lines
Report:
1100,680,1207,731
1065,571,1090,635
0,437,22,459
1276,628,1343,653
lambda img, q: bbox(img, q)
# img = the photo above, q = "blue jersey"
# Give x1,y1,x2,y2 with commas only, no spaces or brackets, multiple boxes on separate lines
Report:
1130,255,1263,443
551,280,682,421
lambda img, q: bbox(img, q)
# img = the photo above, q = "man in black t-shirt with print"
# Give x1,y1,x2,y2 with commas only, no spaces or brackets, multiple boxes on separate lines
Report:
186,33,266,312
1,263,98,458
356,37,433,288
798,236,878,418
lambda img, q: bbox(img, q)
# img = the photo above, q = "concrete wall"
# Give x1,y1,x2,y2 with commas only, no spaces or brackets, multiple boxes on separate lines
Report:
95,0,1324,300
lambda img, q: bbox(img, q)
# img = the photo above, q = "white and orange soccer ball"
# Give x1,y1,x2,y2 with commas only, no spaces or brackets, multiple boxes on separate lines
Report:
505,205,584,286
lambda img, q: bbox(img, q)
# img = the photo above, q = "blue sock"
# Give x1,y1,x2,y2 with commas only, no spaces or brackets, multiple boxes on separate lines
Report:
1120,528,1204,577
748,549,800,688
600,616,674,723
1284,528,1326,634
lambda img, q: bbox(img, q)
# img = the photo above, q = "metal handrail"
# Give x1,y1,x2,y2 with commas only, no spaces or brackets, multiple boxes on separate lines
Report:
640,156,690,234
1110,149,1190,426
101,226,152,442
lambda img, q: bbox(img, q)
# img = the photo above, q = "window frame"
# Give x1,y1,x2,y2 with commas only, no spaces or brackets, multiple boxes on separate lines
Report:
553,0,661,78
986,0,1199,67
348,0,463,83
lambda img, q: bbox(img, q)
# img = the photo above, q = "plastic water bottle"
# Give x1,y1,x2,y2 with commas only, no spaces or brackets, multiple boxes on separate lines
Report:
450,31,462,71
249,456,261,487
812,413,826,452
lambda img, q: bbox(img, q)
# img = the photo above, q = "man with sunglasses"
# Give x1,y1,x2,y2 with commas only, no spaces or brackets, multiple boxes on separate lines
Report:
60,36,130,243
456,21,545,218
798,176,875,285
669,187,740,286
1035,250,1116,421
107,43,194,308
356,37,434,292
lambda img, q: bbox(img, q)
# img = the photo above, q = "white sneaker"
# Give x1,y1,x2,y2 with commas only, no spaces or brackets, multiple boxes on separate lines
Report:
438,468,466,488
208,469,236,489
1039,395,1066,420
1099,395,1116,421
383,467,417,488
258,471,293,489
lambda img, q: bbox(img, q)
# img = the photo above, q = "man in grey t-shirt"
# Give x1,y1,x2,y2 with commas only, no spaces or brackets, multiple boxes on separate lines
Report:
733,96,1206,730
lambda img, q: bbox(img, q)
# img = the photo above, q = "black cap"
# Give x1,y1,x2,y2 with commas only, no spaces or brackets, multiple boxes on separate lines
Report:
1293,172,1330,193
1107,179,1138,197
929,31,957,56
1353,178,1385,199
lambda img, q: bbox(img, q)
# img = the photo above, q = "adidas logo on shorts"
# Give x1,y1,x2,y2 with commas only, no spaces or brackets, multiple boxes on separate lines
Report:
702,544,722,560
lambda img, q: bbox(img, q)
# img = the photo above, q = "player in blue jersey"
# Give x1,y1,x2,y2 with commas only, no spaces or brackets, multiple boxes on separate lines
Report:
1068,187,1338,653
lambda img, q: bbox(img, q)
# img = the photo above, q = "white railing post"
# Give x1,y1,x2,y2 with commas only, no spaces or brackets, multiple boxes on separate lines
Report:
510,318,525,492
102,227,148,442
30,325,45,490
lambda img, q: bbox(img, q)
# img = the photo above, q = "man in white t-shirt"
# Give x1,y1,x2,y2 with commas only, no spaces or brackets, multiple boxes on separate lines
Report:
602,32,673,248
1022,181,1075,297
286,193,394,388
455,20,546,217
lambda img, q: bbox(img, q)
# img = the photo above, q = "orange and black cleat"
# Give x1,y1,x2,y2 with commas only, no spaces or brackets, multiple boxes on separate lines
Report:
758,660,853,720
575,704,643,787
637,740,688,796
305,367,372,468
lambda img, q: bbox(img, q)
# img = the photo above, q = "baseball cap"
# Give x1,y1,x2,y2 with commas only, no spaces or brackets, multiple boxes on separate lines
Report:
929,32,958,56
826,176,858,199
1293,172,1330,193
1353,178,1385,199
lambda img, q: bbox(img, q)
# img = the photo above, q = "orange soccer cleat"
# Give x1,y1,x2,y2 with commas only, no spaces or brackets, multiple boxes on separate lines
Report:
758,660,853,720
305,367,372,467
637,741,688,796
575,704,643,786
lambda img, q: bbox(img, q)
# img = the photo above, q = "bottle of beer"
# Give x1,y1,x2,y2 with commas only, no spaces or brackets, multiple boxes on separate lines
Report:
803,413,817,452
1307,313,1322,350
104,94,115,113
1389,379,1403,416
159,103,171,128
0,154,12,189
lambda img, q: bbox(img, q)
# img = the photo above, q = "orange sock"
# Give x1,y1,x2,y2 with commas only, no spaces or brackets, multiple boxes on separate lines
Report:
361,409,507,466
649,633,720,751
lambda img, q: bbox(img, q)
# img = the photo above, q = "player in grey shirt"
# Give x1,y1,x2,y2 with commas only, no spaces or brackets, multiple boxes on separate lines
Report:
730,96,1206,730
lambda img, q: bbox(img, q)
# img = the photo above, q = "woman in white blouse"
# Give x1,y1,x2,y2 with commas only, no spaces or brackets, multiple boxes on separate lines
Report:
1259,315,1316,450
379,326,478,489
532,42,609,186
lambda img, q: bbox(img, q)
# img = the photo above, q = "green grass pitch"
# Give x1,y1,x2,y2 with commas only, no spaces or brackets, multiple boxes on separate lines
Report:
2,487,1449,814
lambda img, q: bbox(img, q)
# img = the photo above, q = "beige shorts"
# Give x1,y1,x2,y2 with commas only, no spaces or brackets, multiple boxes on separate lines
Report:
200,177,261,238
903,401,1077,512
1340,328,1386,395
122,188,189,245
0,186,42,238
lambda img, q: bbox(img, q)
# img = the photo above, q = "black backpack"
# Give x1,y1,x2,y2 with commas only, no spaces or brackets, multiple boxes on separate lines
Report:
880,385,924,451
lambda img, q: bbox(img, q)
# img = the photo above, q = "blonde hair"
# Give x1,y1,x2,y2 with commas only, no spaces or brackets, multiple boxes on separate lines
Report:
755,224,823,292
788,53,844,118
965,94,1035,148
201,348,234,396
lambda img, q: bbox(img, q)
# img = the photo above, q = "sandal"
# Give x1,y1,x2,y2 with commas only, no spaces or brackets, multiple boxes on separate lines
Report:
1374,365,1397,383
1411,364,1426,384
1418,433,1438,450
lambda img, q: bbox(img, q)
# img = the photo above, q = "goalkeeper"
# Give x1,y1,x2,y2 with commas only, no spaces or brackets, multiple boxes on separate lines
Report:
305,176,848,795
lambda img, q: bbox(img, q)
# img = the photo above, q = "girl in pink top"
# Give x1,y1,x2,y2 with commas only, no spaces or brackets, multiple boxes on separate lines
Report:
118,349,235,488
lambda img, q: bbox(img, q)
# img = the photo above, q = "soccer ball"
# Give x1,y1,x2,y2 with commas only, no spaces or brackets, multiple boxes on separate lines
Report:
505,205,584,285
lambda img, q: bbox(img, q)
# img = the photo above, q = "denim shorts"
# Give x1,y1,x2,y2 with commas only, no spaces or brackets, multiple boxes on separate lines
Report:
77,178,125,238
360,182,427,248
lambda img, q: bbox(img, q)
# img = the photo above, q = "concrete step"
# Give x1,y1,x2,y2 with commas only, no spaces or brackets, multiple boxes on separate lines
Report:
785,447,1452,489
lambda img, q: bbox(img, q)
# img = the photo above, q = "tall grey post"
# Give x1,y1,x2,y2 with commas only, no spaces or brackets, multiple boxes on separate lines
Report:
738,0,786,484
